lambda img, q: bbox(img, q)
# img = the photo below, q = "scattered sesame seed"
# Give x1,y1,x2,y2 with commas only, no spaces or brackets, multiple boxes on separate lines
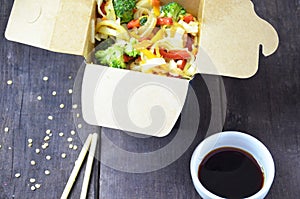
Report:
67,137,73,142
37,96,42,101
28,143,33,148
15,173,21,178
7,80,13,85
73,145,78,150
70,130,76,135
68,89,73,94
29,178,36,183
8,147,12,150
45,129,51,134
28,139,33,143
68,75,72,80
49,133,52,137
52,91,57,96
30,160,36,166
35,184,41,189
0,145,2,149
61,153,67,159
4,127,9,133
76,113,80,118
41,143,49,149
35,148,40,154
43,76,48,81
72,104,78,109
48,115,53,120
77,124,82,129
45,155,51,160
31,186,36,191
69,144,74,149
44,136,50,141
59,132,64,137
59,104,65,109
44,170,50,175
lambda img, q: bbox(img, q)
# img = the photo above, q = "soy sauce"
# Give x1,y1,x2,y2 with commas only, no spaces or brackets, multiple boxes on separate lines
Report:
198,147,264,199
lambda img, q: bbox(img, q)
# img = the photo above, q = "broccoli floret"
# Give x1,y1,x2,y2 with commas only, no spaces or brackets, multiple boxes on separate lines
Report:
124,38,140,57
113,0,136,23
95,44,126,69
161,2,186,21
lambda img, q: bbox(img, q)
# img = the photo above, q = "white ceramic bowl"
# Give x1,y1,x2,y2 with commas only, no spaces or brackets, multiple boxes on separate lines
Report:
190,131,275,199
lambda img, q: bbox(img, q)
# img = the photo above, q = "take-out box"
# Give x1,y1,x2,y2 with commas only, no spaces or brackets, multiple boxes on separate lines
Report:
5,0,279,137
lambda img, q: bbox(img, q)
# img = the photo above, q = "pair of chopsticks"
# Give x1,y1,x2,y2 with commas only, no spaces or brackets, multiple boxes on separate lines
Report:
61,133,98,199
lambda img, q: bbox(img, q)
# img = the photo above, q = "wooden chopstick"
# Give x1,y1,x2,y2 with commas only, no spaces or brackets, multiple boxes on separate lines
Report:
80,133,98,199
60,134,93,199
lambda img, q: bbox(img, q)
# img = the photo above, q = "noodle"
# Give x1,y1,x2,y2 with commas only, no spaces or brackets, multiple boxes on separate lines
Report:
95,0,200,79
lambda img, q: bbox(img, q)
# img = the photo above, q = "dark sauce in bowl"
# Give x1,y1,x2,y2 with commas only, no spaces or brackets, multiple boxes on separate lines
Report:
198,147,264,199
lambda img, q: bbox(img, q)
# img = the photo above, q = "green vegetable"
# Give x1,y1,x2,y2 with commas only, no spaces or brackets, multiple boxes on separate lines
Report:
139,16,148,26
113,0,136,23
95,44,126,69
124,38,140,57
161,2,186,21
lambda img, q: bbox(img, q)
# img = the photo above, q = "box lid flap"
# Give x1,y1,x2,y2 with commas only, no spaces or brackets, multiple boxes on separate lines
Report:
5,0,95,57
197,0,279,78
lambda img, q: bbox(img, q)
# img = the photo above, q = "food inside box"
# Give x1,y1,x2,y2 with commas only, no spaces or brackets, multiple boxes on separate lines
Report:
93,0,201,79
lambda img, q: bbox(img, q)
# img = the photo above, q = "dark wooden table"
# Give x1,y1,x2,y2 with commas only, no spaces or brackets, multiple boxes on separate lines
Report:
0,0,299,198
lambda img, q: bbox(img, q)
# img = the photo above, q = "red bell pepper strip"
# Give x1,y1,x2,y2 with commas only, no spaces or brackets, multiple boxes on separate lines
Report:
156,17,173,26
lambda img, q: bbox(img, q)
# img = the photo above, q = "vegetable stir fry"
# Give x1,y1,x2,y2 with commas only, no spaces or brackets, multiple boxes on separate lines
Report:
95,0,200,79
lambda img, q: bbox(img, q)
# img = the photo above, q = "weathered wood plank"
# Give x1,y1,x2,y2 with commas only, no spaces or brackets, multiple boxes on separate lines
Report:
0,0,100,196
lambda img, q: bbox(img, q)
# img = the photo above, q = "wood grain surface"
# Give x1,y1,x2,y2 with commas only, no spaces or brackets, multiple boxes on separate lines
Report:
0,0,299,199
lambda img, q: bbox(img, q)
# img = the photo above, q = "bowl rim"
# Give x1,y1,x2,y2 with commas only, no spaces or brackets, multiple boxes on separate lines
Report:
190,131,275,199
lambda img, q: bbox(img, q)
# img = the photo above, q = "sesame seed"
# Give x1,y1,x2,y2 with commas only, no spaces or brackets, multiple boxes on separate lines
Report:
15,173,21,178
44,170,50,175
44,136,50,141
30,160,36,166
0,145,2,149
29,178,36,183
72,104,78,109
8,147,12,150
68,89,73,94
49,133,52,137
37,96,42,101
41,143,49,149
35,184,41,189
68,75,72,80
61,153,67,159
7,80,13,85
73,145,78,150
28,139,33,143
59,132,64,137
70,130,76,135
48,115,53,120
69,144,73,149
77,124,82,129
42,76,48,81
31,186,36,191
52,91,57,96
76,113,80,118
67,137,73,142
45,129,51,134
35,149,40,154
45,155,51,160
59,104,65,109
4,127,9,133
28,143,33,148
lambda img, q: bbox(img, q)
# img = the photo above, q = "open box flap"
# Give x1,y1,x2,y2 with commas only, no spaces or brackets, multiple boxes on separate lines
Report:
5,0,95,57
197,0,279,78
